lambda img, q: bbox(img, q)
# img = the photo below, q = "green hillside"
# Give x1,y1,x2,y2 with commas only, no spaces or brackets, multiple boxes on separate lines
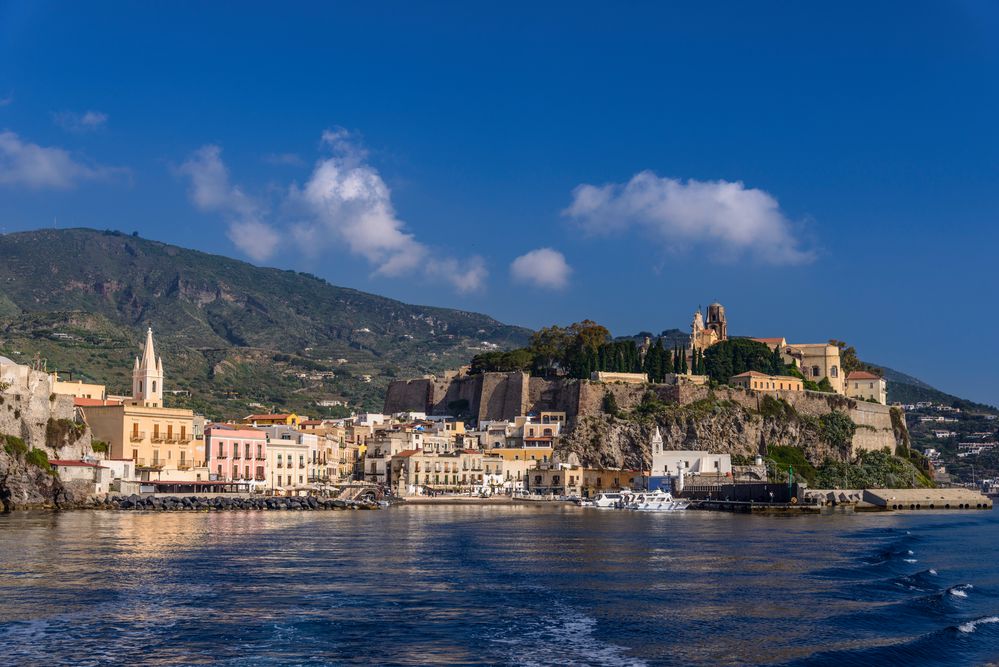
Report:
0,228,530,419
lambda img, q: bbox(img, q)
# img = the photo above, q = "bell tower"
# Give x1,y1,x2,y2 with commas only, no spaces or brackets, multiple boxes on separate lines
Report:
706,302,727,341
132,327,163,407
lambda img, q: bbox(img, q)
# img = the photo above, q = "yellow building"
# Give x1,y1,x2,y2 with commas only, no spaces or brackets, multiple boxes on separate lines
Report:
730,371,804,393
82,328,203,480
580,468,643,496
50,373,107,401
846,371,887,404
244,413,302,428
489,446,554,463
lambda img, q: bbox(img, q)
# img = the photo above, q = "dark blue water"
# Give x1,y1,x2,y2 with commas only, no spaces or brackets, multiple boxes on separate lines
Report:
0,506,997,666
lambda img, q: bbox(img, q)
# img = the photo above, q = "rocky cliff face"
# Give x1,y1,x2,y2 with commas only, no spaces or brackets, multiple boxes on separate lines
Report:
0,366,93,510
558,395,901,471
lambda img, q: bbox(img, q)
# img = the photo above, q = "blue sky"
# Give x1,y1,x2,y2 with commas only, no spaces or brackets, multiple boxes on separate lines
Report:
1,1,998,404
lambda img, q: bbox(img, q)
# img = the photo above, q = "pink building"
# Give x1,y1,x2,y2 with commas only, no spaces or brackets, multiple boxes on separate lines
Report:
205,424,268,482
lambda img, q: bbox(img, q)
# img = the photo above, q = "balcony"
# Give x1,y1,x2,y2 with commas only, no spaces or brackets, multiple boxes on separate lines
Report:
151,435,166,444
276,463,284,469
299,463,306,469
255,455,266,460
129,432,146,443
177,463,191,471
255,475,266,481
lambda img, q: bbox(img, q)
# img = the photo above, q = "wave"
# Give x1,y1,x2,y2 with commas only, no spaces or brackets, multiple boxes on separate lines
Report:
491,604,647,667
958,615,999,634
948,584,974,599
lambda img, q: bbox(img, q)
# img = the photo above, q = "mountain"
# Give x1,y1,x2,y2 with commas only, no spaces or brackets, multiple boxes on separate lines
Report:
0,228,530,418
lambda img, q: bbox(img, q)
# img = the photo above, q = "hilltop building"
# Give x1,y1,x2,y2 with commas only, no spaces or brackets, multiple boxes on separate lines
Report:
846,371,887,404
729,371,803,393
690,302,728,351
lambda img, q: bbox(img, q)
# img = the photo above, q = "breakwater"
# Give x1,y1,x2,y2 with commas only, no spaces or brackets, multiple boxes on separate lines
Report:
87,494,382,511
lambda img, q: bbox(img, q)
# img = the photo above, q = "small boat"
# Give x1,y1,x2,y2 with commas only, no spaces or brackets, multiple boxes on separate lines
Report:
591,492,625,508
622,490,689,512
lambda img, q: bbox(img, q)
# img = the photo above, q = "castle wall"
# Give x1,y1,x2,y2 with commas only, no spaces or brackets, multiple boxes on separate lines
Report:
384,372,903,456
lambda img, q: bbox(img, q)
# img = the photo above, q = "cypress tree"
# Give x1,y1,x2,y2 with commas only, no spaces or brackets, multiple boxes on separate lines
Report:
680,347,689,374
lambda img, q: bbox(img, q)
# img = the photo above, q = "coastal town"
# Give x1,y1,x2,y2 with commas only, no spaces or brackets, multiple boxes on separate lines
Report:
1,303,994,511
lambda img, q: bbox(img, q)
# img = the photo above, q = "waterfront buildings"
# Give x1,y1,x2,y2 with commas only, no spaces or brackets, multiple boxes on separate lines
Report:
205,424,267,483
82,329,205,481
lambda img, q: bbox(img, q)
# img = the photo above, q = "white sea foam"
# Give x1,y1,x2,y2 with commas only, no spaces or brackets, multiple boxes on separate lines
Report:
904,558,918,563
929,569,938,576
948,584,974,598
494,604,648,667
958,616,999,633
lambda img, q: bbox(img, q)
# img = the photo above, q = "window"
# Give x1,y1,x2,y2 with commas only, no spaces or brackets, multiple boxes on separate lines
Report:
152,381,156,393
830,366,839,378
812,366,821,377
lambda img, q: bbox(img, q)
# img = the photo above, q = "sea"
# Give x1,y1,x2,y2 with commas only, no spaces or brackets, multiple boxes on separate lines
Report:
0,505,997,666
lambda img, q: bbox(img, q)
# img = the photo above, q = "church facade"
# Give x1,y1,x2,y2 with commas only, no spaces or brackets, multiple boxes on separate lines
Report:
81,329,205,480
688,302,845,395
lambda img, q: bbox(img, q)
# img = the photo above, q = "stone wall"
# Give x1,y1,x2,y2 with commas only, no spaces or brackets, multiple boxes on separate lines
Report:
0,366,94,509
384,372,906,458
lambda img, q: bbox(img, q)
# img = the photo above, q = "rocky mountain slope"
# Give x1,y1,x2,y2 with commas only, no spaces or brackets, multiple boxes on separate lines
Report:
0,228,530,419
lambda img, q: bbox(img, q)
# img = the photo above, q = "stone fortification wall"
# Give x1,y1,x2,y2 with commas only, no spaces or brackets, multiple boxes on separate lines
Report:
384,372,905,458
0,366,94,509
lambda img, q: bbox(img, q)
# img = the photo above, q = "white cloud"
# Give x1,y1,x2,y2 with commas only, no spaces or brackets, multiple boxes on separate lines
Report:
53,110,108,132
510,248,572,290
178,130,487,293
0,130,122,190
563,171,814,265
177,145,275,262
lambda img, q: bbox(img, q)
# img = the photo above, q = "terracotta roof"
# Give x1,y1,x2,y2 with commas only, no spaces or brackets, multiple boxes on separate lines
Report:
732,371,770,378
245,414,293,421
50,460,99,467
394,449,421,458
300,420,323,426
847,371,882,380
751,337,786,345
74,397,122,407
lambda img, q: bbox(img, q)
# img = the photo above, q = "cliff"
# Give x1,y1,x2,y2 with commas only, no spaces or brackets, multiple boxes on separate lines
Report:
558,389,910,472
0,364,93,510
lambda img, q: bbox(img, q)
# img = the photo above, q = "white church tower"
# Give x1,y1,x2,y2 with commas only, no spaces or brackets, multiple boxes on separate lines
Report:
132,327,163,407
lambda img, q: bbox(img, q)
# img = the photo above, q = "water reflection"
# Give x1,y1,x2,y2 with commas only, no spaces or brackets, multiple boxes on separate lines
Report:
0,507,997,665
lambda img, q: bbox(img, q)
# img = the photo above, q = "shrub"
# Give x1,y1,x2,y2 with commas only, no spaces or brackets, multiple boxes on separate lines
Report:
766,445,817,485
818,411,857,453
601,391,619,416
25,448,52,472
46,418,86,449
3,434,28,457
91,440,109,454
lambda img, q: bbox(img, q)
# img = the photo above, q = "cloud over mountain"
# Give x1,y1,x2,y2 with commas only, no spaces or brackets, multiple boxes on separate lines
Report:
178,130,487,293
510,248,572,289
564,172,814,265
0,130,123,190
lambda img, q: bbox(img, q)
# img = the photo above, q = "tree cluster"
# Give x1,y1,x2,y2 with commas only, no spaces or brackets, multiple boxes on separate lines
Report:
702,338,787,384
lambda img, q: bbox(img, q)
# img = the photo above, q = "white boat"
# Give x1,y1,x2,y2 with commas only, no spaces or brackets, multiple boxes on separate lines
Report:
622,490,689,512
591,492,625,508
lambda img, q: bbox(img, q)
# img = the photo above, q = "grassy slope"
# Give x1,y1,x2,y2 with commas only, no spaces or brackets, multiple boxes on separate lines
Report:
0,228,530,419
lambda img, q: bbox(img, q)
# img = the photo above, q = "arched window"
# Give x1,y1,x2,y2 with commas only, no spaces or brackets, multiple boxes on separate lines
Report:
830,366,839,378
152,381,157,392
138,381,142,393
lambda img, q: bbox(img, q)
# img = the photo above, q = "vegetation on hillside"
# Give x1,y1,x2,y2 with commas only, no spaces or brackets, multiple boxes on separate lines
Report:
0,228,531,418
